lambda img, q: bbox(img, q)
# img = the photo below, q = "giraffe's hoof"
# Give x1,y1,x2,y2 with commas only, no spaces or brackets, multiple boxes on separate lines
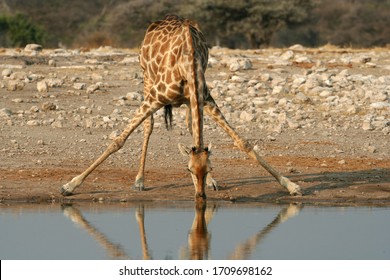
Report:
132,185,145,191
132,179,145,191
281,176,303,196
289,183,303,196
207,178,218,191
61,176,83,196
60,186,74,196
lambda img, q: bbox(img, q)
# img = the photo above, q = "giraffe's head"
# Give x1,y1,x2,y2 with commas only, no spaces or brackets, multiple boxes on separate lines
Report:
179,143,212,203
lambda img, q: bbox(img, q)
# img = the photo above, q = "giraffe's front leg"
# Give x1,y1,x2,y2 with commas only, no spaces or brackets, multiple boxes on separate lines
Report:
204,97,302,196
60,102,161,196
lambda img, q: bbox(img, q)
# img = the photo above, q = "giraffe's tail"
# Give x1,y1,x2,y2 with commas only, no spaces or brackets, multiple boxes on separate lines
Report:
164,104,173,130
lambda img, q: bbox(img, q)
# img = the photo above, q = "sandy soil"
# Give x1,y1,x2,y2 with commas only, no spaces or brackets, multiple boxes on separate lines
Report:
0,46,389,206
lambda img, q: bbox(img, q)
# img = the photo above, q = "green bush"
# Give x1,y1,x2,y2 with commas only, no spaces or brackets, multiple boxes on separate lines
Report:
0,14,46,47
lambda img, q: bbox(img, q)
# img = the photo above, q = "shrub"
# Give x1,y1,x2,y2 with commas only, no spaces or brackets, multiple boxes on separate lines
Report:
0,13,46,47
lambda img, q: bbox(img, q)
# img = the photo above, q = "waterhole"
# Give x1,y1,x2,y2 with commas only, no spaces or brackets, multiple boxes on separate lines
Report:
1,203,389,259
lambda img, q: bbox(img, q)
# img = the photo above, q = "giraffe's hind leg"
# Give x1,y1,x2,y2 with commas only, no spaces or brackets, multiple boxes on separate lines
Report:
204,97,302,196
132,115,154,191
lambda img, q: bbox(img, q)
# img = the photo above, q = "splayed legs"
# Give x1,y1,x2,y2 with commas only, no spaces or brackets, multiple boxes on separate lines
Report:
204,97,302,196
61,102,161,196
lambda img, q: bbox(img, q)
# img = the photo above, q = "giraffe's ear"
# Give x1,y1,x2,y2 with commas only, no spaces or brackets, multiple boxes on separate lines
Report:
178,143,191,156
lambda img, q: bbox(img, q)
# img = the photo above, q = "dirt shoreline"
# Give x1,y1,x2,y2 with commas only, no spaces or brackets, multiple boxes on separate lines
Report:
1,46,389,206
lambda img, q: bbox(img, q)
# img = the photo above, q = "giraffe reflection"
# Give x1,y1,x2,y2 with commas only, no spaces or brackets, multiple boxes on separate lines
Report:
228,204,302,259
62,204,301,260
62,205,129,259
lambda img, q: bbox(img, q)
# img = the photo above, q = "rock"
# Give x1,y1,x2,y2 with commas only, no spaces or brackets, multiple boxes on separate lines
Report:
48,59,56,67
362,119,374,131
294,56,312,63
87,84,99,94
126,92,143,101
230,75,247,83
41,102,57,111
29,106,39,113
240,111,255,122
229,58,252,71
252,97,266,106
292,76,306,88
119,56,139,64
0,108,12,118
289,44,305,50
272,86,287,95
109,130,120,140
319,90,332,98
287,119,301,129
294,92,311,104
73,83,86,90
370,102,390,109
24,44,43,52
7,80,25,91
46,78,64,88
27,120,40,126
280,50,294,61
2,69,13,77
51,120,64,128
37,80,48,93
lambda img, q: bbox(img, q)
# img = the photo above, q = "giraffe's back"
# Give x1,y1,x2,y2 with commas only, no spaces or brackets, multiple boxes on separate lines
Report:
140,15,208,104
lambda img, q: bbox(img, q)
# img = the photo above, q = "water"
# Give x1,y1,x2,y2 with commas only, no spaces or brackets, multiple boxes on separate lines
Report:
1,203,389,260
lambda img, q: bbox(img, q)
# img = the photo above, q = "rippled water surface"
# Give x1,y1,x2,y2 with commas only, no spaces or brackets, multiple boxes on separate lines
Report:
1,203,389,259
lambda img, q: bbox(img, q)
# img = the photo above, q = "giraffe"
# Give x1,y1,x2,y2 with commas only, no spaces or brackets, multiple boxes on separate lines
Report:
60,15,302,202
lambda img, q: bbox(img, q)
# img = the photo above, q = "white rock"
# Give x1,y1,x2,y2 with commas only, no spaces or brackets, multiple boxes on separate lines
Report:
73,83,86,90
119,56,139,64
294,56,312,63
24,44,43,52
370,102,390,109
272,85,287,95
109,130,120,140
229,58,252,71
27,120,40,126
240,111,255,122
252,97,266,106
280,50,294,60
87,84,99,94
48,59,56,67
126,92,143,101
292,77,306,88
2,69,13,77
46,78,64,87
319,90,332,98
51,120,64,128
37,80,48,93
362,119,374,131
7,80,25,91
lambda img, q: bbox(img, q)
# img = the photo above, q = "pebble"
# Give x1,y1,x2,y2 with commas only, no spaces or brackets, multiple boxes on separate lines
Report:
0,108,12,117
73,83,86,90
37,80,48,93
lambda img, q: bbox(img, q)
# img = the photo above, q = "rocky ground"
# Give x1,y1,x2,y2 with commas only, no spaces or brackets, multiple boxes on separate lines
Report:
0,44,389,205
